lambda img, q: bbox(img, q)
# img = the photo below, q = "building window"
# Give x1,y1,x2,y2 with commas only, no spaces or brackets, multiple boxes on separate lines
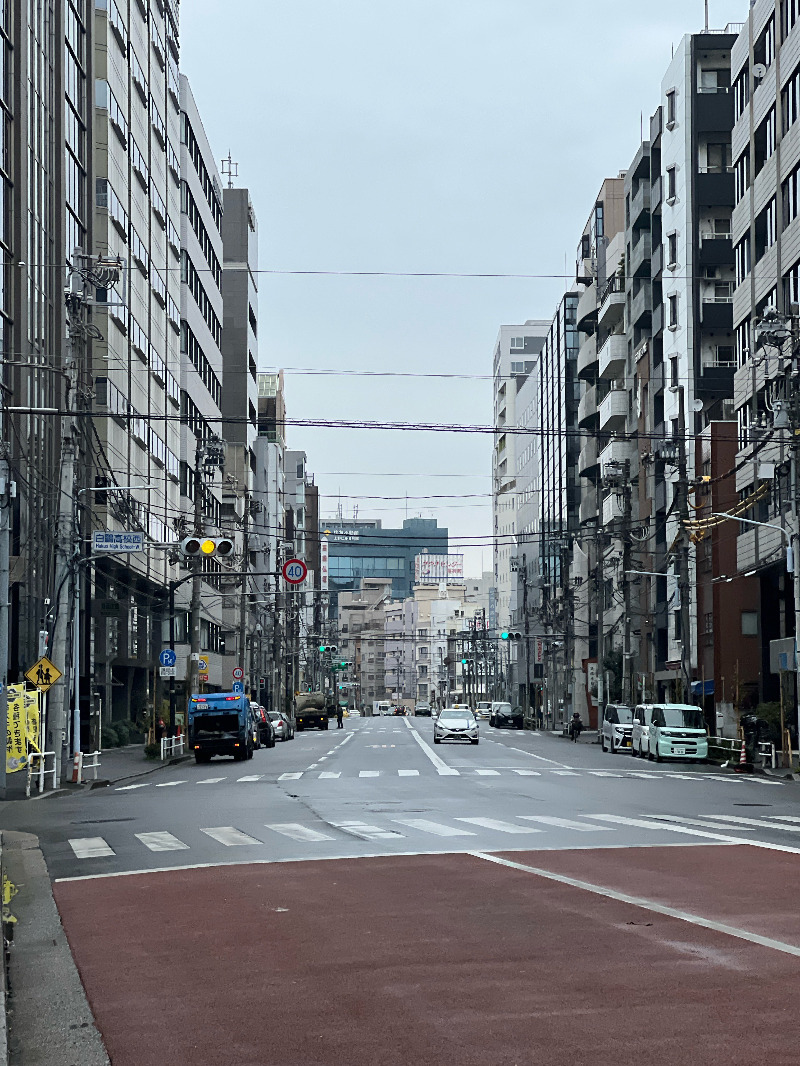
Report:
754,108,777,174
755,199,777,261
782,258,800,311
510,336,525,350
754,16,775,70
668,294,678,329
735,319,751,367
741,611,758,636
734,150,750,202
670,356,679,387
783,62,800,133
734,63,750,120
783,162,800,227
783,0,800,38
666,166,676,202
667,232,678,268
735,235,751,285
666,89,676,128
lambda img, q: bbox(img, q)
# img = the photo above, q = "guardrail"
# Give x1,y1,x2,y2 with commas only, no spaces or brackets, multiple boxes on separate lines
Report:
707,735,775,768
160,735,184,760
26,751,57,796
82,751,102,782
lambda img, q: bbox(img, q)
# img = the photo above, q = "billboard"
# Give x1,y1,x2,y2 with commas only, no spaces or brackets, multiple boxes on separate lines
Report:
414,554,464,583
320,538,329,591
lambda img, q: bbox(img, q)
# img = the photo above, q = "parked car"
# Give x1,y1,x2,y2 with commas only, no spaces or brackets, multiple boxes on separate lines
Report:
632,703,708,762
475,701,492,719
600,704,633,753
414,702,432,716
434,708,479,745
268,709,294,741
489,702,522,728
250,703,275,748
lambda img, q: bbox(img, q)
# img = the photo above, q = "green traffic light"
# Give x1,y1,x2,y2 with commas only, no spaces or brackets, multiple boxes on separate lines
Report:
461,658,468,664
340,661,346,668
319,645,326,652
500,631,509,639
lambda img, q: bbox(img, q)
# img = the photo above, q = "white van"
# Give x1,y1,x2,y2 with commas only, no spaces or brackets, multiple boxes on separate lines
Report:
631,703,708,762
600,704,633,753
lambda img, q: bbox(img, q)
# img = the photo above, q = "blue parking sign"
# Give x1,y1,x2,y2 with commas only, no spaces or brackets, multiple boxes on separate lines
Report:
232,681,244,694
159,649,177,667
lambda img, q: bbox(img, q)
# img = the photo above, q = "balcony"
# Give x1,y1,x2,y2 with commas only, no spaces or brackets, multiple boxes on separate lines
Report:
599,438,636,477
598,332,626,381
651,241,663,278
630,182,651,228
630,231,652,278
598,388,628,433
651,174,663,211
702,297,733,329
576,280,597,332
696,170,735,207
652,300,664,336
698,232,733,267
630,281,652,327
597,274,625,332
602,491,624,526
578,384,598,428
578,435,599,477
696,363,735,398
577,332,598,380
579,483,599,525
695,90,734,133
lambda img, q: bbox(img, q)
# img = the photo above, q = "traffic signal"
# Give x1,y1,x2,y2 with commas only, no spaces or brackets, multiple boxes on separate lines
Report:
501,631,522,641
319,645,326,652
461,657,468,665
181,536,235,558
340,660,347,668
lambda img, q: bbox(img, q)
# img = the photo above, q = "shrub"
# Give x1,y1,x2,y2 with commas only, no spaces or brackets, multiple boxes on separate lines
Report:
143,742,160,760
114,721,131,745
101,724,119,749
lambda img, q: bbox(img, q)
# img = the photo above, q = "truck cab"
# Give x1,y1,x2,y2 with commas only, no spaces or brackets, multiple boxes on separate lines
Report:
188,693,253,763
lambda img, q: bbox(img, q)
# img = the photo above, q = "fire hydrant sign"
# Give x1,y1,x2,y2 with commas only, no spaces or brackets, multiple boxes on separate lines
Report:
92,531,145,553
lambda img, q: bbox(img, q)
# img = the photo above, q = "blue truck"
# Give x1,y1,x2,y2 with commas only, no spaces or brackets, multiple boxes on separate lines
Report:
188,692,255,763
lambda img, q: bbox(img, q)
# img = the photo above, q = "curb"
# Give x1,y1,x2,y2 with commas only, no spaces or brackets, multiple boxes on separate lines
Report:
1,835,8,1066
83,752,193,790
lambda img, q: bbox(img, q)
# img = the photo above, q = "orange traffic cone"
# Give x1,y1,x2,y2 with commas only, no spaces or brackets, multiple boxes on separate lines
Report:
734,737,747,773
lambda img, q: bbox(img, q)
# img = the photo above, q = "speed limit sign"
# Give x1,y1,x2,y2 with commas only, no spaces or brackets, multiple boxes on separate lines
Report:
232,666,244,681
282,558,308,584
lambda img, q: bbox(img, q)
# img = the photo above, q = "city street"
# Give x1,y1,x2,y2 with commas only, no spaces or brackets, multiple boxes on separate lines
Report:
4,717,800,1063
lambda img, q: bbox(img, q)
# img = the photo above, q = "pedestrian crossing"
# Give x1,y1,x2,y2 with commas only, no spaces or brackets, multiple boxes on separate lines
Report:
112,766,786,792
65,810,800,863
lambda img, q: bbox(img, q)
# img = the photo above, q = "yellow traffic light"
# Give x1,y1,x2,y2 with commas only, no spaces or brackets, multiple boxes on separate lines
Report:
200,538,216,554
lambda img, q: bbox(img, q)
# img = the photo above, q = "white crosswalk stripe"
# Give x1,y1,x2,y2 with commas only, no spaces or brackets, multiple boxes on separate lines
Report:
588,771,623,778
397,769,420,776
700,814,800,832
236,775,264,782
318,771,341,779
197,777,227,785
519,816,614,832
199,826,262,846
474,769,501,776
359,771,380,778
651,815,756,832
769,815,800,822
510,769,541,776
69,837,115,858
278,772,303,781
265,823,335,842
456,817,542,835
551,770,579,776
331,821,404,841
155,780,187,788
393,818,475,837
135,831,190,852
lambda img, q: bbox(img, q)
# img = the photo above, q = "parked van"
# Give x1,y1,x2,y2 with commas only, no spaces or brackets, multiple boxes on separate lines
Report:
631,703,708,761
600,704,633,753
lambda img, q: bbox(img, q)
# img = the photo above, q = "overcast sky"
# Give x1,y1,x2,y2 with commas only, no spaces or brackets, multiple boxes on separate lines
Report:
182,0,745,576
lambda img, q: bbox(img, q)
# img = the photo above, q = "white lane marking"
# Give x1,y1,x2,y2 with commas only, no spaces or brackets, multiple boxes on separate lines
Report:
769,815,800,822
520,816,614,832
197,777,227,785
588,771,623,778
551,770,579,776
510,769,541,776
393,818,476,837
397,769,420,777
115,783,151,791
701,814,800,832
266,823,335,842
474,769,500,776
504,745,573,768
319,757,328,761
69,837,115,859
278,772,303,781
135,831,190,852
652,815,756,832
456,817,542,835
319,771,341,779
200,827,262,846
237,775,264,782
155,780,187,788
470,852,800,958
587,814,800,857
359,770,380,778
624,772,658,779
407,724,460,776
307,764,319,769
331,821,404,840
326,751,337,755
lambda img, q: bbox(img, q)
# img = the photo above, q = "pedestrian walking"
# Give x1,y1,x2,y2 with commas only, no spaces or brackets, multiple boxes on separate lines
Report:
336,706,344,729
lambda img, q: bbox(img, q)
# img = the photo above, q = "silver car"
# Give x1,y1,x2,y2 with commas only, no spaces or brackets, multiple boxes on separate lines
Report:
268,709,295,741
434,708,479,745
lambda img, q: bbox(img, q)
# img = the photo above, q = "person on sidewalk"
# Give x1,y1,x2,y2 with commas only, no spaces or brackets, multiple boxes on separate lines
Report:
336,707,344,729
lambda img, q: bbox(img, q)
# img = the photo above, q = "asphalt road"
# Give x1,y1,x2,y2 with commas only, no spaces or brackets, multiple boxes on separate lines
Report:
5,715,800,1063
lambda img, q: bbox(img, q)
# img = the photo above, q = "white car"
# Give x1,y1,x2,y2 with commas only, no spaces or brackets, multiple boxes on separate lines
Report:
434,708,479,745
600,704,633,753
475,701,492,720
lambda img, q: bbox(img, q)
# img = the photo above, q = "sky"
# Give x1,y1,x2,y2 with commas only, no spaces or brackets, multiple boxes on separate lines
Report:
181,0,746,577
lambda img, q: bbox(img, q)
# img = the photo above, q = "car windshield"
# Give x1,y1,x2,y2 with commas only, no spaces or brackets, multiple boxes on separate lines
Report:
494,704,511,713
268,712,281,721
662,707,706,729
616,708,633,723
441,712,473,721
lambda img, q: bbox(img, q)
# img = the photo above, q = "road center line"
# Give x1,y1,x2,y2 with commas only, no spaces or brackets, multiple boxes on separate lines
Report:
470,851,800,958
407,724,459,775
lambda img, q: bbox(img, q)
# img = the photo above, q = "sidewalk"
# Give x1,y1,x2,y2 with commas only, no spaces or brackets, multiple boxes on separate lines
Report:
78,743,191,789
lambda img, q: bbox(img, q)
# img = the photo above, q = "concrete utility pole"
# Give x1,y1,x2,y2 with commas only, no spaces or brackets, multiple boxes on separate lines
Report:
594,522,606,730
238,492,251,687
675,386,692,703
521,554,530,720
621,461,634,706
0,432,11,799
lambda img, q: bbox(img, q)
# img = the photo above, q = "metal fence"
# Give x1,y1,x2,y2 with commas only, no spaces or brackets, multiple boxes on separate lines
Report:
160,735,184,760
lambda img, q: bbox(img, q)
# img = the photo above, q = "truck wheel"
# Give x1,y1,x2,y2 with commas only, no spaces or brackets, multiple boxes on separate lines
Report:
195,753,210,765
296,723,303,732
323,720,329,730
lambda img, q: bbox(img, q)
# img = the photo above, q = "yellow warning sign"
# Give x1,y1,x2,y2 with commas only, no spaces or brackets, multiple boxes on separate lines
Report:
25,656,63,692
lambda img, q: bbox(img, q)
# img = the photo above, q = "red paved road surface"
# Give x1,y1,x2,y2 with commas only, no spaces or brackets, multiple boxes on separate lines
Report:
55,846,800,1065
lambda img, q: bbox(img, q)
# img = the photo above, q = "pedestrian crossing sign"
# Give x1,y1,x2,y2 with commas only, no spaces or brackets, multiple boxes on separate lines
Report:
25,656,62,691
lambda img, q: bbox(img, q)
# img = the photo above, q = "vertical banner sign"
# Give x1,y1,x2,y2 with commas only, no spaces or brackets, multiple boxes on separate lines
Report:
320,537,329,591
25,689,40,752
6,686,27,773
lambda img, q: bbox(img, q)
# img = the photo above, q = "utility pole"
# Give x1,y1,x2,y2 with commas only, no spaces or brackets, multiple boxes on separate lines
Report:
594,522,606,731
675,386,692,703
0,435,11,799
238,492,250,688
621,461,634,706
522,553,530,721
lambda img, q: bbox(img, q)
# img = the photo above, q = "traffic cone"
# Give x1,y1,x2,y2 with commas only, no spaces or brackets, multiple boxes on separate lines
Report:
734,738,747,773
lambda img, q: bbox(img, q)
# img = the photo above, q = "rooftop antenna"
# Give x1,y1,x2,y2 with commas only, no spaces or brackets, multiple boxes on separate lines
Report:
704,0,709,32
221,151,238,189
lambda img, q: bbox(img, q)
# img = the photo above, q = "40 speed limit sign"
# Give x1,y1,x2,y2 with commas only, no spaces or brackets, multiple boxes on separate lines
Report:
282,558,308,584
